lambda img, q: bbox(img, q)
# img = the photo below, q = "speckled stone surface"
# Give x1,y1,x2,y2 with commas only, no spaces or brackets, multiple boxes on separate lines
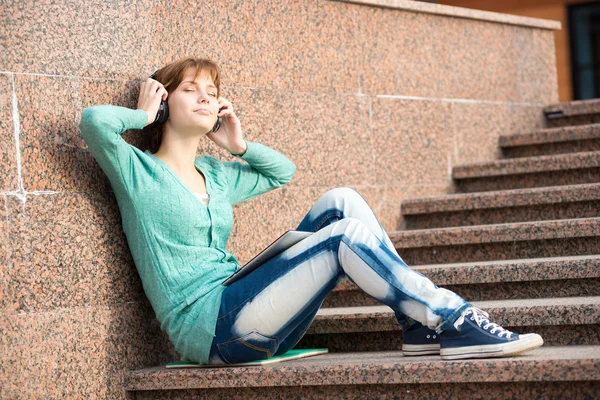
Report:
375,185,449,232
408,201,600,229
392,218,600,266
0,300,180,400
544,99,600,117
401,183,600,229
500,123,600,158
0,74,18,193
503,138,600,158
390,217,600,249
323,255,600,306
298,324,599,352
335,0,561,30
0,0,365,92
4,193,146,314
546,114,600,129
445,279,599,302
453,150,600,180
404,236,600,266
355,10,451,98
14,74,115,193
0,196,10,316
152,0,362,92
325,278,600,306
450,103,545,165
307,297,600,335
402,182,600,215
354,8,557,102
457,167,600,192
124,346,599,392
500,123,600,147
134,380,598,399
371,98,452,185
0,1,159,80
411,255,600,285
220,86,374,188
16,74,80,149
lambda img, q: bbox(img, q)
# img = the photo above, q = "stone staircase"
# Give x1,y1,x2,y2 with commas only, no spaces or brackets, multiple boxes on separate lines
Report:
124,100,600,399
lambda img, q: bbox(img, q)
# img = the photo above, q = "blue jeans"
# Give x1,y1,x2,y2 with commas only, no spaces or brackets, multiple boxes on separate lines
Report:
208,187,472,364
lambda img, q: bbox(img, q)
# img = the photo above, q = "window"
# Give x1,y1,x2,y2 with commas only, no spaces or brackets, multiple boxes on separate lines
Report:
568,2,600,100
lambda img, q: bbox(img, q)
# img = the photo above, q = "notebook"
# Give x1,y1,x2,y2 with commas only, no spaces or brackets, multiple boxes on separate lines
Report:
222,230,312,286
166,348,328,368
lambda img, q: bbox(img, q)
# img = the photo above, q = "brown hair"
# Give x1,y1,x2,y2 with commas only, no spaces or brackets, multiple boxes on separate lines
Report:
142,57,221,153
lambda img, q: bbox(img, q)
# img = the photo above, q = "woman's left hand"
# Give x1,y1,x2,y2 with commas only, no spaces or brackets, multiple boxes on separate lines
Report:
206,97,247,155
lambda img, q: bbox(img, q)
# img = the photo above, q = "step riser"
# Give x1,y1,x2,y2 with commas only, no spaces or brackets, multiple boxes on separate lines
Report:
323,278,600,307
298,324,600,352
404,200,600,229
398,237,599,266
456,167,600,193
546,114,600,128
133,381,600,399
502,138,600,158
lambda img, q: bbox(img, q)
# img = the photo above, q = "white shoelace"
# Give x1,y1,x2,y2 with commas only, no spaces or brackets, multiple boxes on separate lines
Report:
453,307,514,339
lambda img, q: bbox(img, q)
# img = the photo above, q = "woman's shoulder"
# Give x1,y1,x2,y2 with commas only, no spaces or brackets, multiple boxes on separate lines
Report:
195,155,230,193
195,154,224,171
194,155,228,185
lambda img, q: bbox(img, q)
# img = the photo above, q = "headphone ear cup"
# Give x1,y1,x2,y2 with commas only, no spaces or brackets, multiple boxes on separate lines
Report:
149,70,168,125
157,99,169,124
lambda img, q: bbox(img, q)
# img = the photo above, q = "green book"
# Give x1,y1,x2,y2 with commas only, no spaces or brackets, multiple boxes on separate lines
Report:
166,348,329,368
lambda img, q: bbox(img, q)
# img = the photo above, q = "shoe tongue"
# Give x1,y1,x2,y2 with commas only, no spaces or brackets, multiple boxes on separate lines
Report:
471,307,489,320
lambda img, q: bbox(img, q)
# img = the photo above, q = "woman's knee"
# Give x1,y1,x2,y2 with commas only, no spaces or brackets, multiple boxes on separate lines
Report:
332,217,380,248
318,187,365,208
332,216,370,236
322,186,360,199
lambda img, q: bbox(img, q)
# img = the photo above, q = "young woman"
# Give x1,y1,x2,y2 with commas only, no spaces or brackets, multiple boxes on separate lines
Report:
79,56,543,365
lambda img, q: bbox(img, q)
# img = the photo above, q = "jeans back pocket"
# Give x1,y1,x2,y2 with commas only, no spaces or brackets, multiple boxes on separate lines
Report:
216,329,279,364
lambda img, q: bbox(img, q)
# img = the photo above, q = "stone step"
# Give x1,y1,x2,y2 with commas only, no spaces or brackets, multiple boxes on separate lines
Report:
400,183,600,229
322,255,600,307
452,151,600,192
545,98,600,128
499,123,600,158
298,297,600,352
389,217,600,266
310,297,600,335
125,346,600,399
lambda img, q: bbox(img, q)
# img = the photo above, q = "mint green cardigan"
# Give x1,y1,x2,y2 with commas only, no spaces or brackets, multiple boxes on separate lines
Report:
78,105,296,364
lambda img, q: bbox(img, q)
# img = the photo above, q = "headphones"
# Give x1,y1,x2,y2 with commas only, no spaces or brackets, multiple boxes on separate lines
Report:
149,70,222,133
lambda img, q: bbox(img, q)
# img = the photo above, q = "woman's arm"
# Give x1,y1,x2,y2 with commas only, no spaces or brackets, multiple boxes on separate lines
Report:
79,77,165,194
78,105,148,194
222,140,297,205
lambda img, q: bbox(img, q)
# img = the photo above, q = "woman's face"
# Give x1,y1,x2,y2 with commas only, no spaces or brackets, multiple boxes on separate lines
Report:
166,68,220,135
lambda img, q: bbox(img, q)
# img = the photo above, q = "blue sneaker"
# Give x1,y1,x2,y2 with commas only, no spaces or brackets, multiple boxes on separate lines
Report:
402,321,441,356
440,307,544,360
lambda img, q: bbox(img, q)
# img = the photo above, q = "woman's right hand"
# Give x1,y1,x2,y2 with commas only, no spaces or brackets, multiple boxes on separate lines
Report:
137,77,168,127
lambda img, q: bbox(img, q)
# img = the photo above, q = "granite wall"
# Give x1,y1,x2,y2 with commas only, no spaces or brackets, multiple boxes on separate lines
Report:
0,0,559,398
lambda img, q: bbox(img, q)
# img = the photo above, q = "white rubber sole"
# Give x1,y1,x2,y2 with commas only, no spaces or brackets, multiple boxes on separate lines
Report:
440,333,544,360
402,343,441,356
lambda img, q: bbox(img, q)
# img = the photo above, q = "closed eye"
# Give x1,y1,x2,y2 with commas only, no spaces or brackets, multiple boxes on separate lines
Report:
185,88,217,96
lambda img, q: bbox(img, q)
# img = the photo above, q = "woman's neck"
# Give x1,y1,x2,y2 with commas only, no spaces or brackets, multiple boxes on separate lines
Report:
153,136,202,176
